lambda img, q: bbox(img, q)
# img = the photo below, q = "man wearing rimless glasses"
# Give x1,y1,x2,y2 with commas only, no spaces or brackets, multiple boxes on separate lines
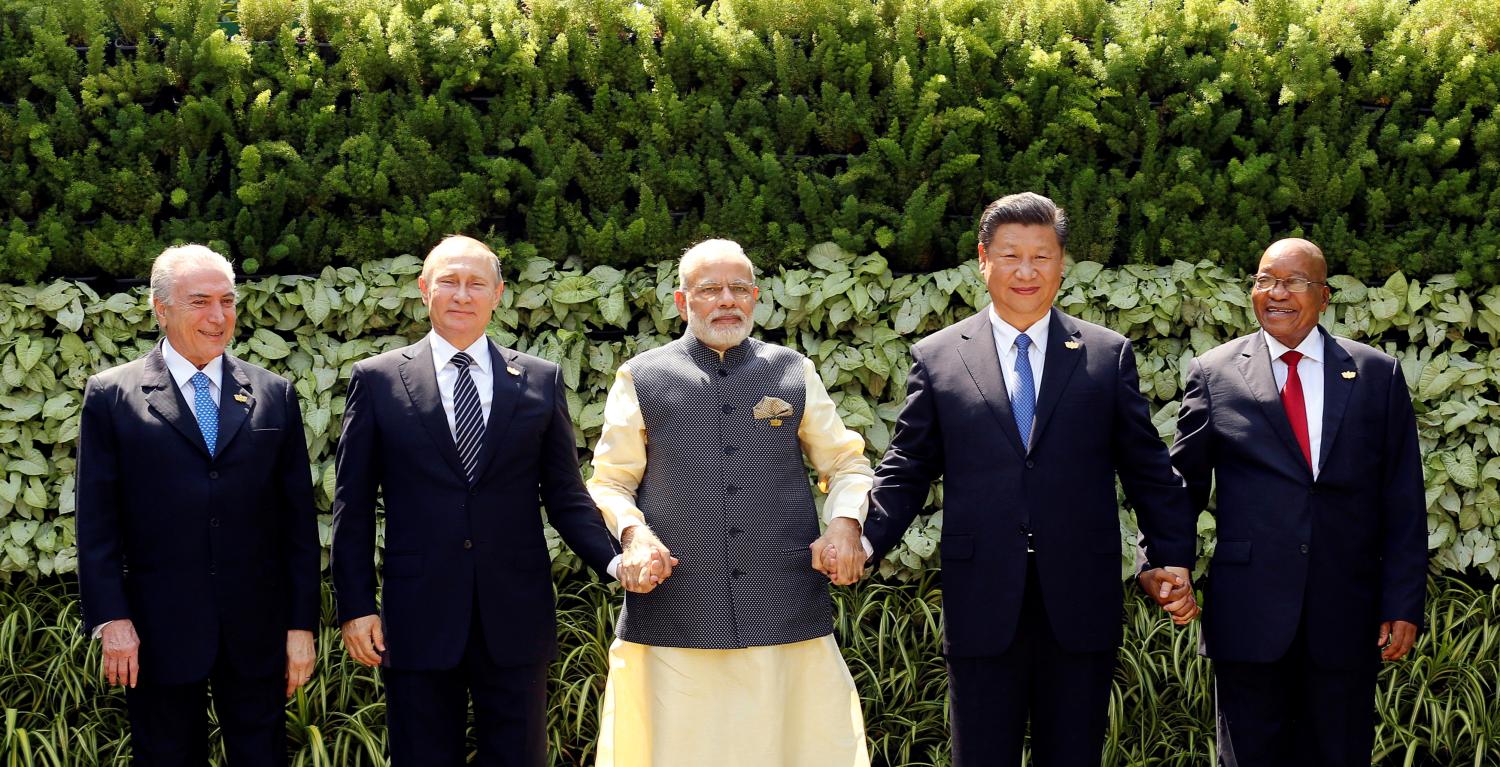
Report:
1169,237,1427,767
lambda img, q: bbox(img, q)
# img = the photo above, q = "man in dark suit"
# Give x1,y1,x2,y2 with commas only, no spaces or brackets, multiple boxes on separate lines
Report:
331,235,618,766
864,192,1199,766
76,244,321,766
1169,238,1426,767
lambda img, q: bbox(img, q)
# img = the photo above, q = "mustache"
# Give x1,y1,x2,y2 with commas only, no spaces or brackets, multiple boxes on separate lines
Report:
708,309,748,322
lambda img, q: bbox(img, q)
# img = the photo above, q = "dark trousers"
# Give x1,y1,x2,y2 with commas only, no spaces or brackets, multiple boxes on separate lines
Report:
945,557,1117,767
381,606,549,767
125,643,286,767
1214,619,1378,767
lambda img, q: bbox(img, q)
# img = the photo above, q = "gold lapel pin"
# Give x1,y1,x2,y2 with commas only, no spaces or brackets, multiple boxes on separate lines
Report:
769,418,783,427
233,393,250,403
506,365,522,376
1342,370,1357,379
1064,340,1081,350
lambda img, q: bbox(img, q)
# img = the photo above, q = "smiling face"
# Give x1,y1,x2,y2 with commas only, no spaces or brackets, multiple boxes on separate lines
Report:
674,249,758,352
1252,239,1330,348
154,262,236,367
419,239,504,349
978,222,1065,330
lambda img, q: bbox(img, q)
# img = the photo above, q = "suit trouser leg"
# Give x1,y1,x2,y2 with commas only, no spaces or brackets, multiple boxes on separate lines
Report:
210,655,288,767
126,680,210,766
946,556,1115,767
464,627,548,767
382,663,469,767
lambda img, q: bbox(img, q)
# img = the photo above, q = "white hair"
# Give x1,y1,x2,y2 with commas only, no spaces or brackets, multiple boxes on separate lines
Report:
150,244,235,310
678,239,756,289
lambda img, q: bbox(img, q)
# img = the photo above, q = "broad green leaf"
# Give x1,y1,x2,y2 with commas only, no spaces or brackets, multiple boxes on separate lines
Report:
249,329,292,359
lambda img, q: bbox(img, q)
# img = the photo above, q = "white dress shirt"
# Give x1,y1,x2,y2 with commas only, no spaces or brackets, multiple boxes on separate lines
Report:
987,306,1049,401
428,331,494,438
1263,329,1325,479
161,338,223,417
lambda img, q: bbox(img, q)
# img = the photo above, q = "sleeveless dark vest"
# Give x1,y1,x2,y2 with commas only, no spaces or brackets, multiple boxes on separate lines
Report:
617,335,833,648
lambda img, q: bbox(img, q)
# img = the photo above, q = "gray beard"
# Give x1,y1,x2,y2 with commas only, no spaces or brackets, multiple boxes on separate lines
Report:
686,309,753,349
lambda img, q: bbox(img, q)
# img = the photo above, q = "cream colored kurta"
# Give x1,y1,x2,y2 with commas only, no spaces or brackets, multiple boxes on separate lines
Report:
588,357,872,767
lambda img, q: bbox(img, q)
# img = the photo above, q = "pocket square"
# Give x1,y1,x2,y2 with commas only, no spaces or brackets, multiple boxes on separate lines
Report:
753,396,795,425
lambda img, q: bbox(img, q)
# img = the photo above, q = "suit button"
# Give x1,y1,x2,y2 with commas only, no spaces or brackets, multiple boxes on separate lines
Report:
1025,460,1035,469
731,568,743,579
208,470,219,479
210,518,220,528
721,404,734,414
464,539,473,550
469,489,478,497
718,368,728,377
1309,487,1319,496
1299,544,1309,554
726,485,738,495
728,527,741,537
724,445,737,454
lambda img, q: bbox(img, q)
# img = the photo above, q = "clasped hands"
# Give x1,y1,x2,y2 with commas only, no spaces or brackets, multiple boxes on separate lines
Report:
613,518,867,593
1138,566,1200,625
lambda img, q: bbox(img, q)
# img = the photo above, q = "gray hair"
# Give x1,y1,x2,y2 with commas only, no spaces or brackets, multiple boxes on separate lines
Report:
977,192,1069,251
150,244,236,312
678,239,756,289
422,235,503,283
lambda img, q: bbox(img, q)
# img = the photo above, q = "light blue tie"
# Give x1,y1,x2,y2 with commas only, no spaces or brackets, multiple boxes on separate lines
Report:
191,372,218,456
1012,333,1036,447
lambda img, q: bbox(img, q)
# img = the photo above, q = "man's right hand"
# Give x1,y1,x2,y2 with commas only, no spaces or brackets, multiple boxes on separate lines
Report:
1138,566,1199,625
619,526,678,594
101,619,140,687
341,614,385,667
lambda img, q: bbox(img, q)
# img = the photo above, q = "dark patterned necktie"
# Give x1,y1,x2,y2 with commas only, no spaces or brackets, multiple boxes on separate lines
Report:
451,352,485,483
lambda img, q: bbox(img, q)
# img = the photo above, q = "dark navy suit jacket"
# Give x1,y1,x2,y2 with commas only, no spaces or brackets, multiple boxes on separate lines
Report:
866,309,1196,656
76,342,321,685
330,336,616,670
1172,328,1426,669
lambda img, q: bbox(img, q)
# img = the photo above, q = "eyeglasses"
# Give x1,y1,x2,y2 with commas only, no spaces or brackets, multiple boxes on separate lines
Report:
688,282,755,299
1251,274,1327,293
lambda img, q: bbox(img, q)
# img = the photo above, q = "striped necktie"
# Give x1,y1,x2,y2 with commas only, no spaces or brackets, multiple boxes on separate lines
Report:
451,351,485,484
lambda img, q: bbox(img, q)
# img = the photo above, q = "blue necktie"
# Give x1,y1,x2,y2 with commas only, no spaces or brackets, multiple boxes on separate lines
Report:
1012,333,1036,447
191,372,218,456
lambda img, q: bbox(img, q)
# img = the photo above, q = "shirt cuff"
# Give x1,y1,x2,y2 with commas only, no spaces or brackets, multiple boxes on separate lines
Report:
861,536,873,559
92,620,113,640
606,555,623,580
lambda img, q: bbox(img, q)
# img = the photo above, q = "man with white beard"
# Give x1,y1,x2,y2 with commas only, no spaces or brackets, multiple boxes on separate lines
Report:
587,239,873,767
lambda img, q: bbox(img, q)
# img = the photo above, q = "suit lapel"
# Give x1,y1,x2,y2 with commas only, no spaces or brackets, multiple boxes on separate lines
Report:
1233,334,1311,476
1318,330,1355,473
214,355,254,457
956,313,1026,458
1029,309,1084,454
472,340,523,485
398,338,468,481
141,344,212,459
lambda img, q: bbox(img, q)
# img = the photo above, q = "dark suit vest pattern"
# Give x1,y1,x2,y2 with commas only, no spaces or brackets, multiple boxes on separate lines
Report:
617,335,833,649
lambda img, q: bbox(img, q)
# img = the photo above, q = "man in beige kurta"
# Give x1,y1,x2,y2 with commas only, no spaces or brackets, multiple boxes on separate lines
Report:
588,239,872,767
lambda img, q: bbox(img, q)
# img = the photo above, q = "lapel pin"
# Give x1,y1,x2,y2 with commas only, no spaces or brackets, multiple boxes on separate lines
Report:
1064,340,1081,350
506,365,522,377
1342,370,1357,379
233,393,250,403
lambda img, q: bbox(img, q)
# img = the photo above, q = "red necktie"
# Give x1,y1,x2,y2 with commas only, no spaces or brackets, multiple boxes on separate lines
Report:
1280,350,1313,470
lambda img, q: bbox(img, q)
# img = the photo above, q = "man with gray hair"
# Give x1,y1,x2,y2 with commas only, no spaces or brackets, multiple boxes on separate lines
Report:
77,244,321,765
588,238,873,767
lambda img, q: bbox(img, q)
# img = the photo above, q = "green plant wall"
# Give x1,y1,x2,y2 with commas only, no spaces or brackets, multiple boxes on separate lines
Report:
1,0,1497,283
1,249,1497,582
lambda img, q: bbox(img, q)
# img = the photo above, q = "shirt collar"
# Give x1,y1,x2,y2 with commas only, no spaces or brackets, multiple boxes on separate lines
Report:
161,338,223,389
429,331,492,374
1262,328,1324,364
987,306,1051,352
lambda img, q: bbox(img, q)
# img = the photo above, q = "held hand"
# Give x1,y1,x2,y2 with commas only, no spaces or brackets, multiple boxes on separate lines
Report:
810,518,866,586
285,629,316,697
619,526,679,594
100,619,140,688
341,614,385,667
1378,620,1418,661
1138,566,1199,625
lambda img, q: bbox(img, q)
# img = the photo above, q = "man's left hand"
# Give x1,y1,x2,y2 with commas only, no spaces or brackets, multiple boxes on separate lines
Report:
1138,566,1199,625
285,629,316,697
1378,620,1418,661
811,518,865,586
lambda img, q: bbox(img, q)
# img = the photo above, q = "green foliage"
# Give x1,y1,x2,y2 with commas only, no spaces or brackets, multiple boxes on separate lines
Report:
0,252,1497,582
0,0,1497,283
2,575,1497,765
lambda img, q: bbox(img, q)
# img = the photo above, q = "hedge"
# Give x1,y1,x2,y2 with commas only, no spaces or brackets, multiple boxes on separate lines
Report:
1,249,1497,582
1,0,1498,283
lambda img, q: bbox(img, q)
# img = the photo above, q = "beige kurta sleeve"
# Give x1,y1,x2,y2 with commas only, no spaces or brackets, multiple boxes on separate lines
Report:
798,358,873,524
587,364,649,539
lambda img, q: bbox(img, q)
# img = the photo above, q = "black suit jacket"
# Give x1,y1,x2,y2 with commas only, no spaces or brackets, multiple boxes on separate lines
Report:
867,309,1195,656
1172,329,1426,669
76,342,321,686
330,336,616,670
